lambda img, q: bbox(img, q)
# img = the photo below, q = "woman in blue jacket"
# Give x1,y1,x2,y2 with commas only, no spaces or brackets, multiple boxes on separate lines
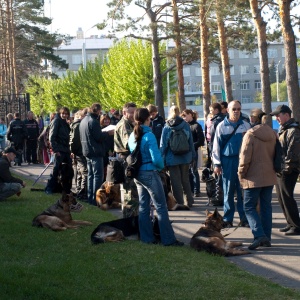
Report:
128,108,183,246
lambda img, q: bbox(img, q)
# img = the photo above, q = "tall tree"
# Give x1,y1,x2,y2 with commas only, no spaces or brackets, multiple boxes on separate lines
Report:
277,0,300,120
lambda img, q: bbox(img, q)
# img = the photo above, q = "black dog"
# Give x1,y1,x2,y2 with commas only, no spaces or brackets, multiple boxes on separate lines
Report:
91,216,160,244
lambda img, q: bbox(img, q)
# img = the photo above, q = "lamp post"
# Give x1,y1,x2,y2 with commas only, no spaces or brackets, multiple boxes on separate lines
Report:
82,25,96,70
276,60,281,102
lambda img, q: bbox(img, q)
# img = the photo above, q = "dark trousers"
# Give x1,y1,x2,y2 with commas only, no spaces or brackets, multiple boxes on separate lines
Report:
277,171,300,229
73,155,88,197
26,139,38,163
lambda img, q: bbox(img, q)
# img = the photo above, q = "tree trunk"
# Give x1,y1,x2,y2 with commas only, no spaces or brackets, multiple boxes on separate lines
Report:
249,0,272,126
147,7,165,119
199,0,211,119
172,0,186,112
277,0,300,121
216,4,233,102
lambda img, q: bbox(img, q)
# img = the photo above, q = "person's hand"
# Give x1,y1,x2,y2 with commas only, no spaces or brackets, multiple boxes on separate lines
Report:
108,130,115,136
214,166,222,175
70,153,75,159
22,181,26,187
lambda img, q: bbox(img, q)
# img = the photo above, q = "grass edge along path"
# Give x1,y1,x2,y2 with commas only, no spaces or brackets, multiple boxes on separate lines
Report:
0,175,300,299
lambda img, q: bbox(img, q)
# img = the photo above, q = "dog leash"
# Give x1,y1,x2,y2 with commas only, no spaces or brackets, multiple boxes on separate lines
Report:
222,221,242,237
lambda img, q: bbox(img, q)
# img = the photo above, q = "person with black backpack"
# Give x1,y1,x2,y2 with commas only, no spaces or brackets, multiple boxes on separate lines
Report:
128,108,183,246
181,109,205,197
160,106,196,208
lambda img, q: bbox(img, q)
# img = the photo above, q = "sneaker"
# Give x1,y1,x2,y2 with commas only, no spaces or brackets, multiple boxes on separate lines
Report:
70,202,84,213
279,225,291,232
284,227,300,236
222,221,233,228
166,240,184,247
248,236,270,250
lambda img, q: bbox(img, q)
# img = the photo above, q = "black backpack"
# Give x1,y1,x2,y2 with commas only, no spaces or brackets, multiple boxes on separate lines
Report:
273,138,284,173
169,128,190,155
125,133,150,179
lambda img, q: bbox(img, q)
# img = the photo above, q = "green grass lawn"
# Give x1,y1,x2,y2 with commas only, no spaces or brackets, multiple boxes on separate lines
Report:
1,179,300,300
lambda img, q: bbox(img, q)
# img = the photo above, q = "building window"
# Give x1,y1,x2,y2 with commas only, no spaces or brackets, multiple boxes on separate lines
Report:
253,50,259,59
228,49,234,59
195,82,202,91
211,82,221,92
255,80,261,90
232,82,236,90
241,65,250,74
268,48,278,58
239,51,250,58
240,81,250,90
184,82,191,92
241,97,251,103
72,55,82,65
254,65,260,74
211,66,220,76
195,67,201,76
59,55,68,61
87,54,98,62
183,67,190,77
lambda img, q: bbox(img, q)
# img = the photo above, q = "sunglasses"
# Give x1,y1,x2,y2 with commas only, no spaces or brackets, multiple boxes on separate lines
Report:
232,108,241,111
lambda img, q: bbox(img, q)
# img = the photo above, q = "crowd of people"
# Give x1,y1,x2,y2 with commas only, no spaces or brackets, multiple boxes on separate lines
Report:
1,101,300,249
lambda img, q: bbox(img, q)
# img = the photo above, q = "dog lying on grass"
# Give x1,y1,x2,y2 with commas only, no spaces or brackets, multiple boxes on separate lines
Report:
32,192,92,231
190,208,250,256
91,215,160,244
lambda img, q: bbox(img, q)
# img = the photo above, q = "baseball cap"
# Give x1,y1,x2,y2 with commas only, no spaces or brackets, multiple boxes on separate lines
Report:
3,147,17,155
270,105,292,116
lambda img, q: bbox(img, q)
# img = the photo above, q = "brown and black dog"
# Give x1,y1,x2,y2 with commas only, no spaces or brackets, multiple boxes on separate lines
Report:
32,192,92,231
190,208,250,256
95,181,122,210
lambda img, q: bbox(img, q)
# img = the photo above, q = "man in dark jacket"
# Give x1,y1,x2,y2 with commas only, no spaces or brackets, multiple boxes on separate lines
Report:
0,147,26,201
80,103,114,206
270,104,300,236
6,112,27,166
70,110,88,200
147,104,165,147
24,111,39,164
45,107,74,195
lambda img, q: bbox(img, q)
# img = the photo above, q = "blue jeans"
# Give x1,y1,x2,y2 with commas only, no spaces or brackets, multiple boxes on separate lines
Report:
135,170,177,245
221,156,245,223
86,157,104,206
189,151,200,194
243,186,273,240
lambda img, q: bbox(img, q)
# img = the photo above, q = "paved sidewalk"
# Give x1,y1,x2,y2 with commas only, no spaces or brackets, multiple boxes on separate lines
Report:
11,164,300,292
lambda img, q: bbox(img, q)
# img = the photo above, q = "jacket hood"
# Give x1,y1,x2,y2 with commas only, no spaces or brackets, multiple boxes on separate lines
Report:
279,118,300,134
166,116,185,129
250,124,275,142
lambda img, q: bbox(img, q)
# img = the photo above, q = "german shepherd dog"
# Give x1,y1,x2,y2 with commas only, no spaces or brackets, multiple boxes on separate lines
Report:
190,208,250,256
95,181,122,210
91,216,160,244
32,192,92,231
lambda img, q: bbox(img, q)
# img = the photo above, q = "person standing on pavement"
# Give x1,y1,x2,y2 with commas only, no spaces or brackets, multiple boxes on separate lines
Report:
181,109,205,197
238,113,277,249
24,111,40,164
128,108,184,246
80,103,114,206
6,112,27,166
160,106,196,208
270,104,300,236
0,147,26,201
212,100,251,227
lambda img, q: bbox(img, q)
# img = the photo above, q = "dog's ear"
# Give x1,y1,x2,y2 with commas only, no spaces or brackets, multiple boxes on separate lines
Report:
213,207,219,216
